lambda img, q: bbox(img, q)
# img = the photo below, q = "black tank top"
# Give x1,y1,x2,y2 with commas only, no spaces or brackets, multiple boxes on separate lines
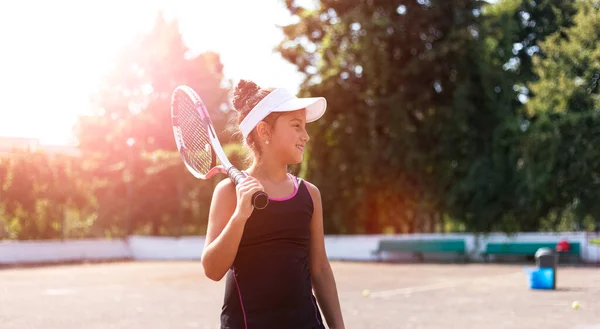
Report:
220,174,325,329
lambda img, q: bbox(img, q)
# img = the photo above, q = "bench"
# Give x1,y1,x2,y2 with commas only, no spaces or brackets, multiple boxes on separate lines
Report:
483,242,581,263
373,239,467,262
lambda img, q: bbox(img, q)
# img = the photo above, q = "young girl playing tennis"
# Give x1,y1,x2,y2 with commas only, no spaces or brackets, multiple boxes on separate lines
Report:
201,80,345,329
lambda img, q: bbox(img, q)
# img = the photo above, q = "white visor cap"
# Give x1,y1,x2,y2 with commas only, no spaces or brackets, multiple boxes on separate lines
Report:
239,88,327,139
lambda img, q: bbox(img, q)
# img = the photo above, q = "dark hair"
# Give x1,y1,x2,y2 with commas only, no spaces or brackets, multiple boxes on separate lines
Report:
232,79,284,165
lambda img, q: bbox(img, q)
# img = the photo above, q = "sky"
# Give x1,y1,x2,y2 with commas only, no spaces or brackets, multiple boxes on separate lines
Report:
0,0,314,145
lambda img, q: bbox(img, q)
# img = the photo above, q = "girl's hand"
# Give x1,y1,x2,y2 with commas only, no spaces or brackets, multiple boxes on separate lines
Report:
233,175,265,220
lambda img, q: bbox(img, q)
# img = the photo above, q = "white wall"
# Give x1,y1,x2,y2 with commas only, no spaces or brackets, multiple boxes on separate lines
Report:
0,239,130,265
127,235,205,260
0,233,598,265
583,233,600,263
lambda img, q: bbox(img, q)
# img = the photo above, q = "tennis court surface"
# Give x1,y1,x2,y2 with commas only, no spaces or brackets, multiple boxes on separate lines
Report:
1,261,598,329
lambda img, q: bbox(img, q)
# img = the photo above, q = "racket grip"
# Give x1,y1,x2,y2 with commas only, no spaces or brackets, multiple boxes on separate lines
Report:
227,167,269,210
251,191,269,210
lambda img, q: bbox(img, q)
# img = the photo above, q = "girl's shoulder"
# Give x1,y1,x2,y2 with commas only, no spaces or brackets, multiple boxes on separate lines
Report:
291,175,321,205
212,177,237,203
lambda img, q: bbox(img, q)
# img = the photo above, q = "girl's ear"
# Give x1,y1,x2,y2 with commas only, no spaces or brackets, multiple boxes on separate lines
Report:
255,121,271,142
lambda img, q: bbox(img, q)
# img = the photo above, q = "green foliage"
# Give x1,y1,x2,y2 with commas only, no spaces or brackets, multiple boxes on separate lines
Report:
72,13,233,237
277,0,591,234
278,0,496,233
527,0,600,116
2,1,599,239
0,151,93,239
1,13,233,240
521,0,600,229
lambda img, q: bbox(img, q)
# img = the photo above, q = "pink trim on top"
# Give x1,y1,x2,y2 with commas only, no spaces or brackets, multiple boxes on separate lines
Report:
241,171,300,202
268,174,299,201
311,296,322,326
232,267,248,329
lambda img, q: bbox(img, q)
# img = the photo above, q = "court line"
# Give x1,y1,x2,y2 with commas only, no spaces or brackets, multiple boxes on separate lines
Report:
369,272,523,298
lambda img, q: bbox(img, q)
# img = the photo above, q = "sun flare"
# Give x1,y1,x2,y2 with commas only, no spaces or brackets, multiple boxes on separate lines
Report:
0,0,304,146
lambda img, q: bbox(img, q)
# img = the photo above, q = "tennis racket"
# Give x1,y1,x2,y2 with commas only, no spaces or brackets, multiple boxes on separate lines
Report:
171,85,269,210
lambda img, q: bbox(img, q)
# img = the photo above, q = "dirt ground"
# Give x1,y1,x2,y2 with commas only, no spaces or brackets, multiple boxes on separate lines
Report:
1,261,598,329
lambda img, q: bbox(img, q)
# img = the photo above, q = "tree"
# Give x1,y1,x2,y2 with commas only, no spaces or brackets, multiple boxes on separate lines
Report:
277,0,584,234
74,13,231,237
522,0,600,231
278,0,498,234
441,0,580,233
0,151,91,240
482,0,577,108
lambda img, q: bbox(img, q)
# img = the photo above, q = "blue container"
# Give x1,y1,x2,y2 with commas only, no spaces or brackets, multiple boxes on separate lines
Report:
527,268,555,290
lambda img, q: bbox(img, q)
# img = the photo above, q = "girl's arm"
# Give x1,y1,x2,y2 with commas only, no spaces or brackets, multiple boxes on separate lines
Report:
305,181,345,329
201,176,263,281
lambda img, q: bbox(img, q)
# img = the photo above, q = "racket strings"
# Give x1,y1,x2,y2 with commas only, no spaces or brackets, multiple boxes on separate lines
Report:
178,94,213,175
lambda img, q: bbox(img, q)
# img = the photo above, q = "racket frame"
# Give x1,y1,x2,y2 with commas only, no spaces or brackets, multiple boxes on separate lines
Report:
171,85,269,209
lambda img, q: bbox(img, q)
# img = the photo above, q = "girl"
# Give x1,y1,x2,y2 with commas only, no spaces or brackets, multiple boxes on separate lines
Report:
201,80,345,329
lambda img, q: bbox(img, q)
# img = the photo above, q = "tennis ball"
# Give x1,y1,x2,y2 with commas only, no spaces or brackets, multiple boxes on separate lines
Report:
572,301,580,310
362,289,370,297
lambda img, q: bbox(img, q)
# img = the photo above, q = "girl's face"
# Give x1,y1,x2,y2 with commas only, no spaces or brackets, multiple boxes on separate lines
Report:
268,109,310,164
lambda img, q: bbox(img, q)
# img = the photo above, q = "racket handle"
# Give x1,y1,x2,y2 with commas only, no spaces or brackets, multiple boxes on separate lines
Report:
227,167,269,210
251,191,269,210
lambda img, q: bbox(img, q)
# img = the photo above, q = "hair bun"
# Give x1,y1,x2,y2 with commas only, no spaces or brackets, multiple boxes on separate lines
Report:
233,79,261,111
